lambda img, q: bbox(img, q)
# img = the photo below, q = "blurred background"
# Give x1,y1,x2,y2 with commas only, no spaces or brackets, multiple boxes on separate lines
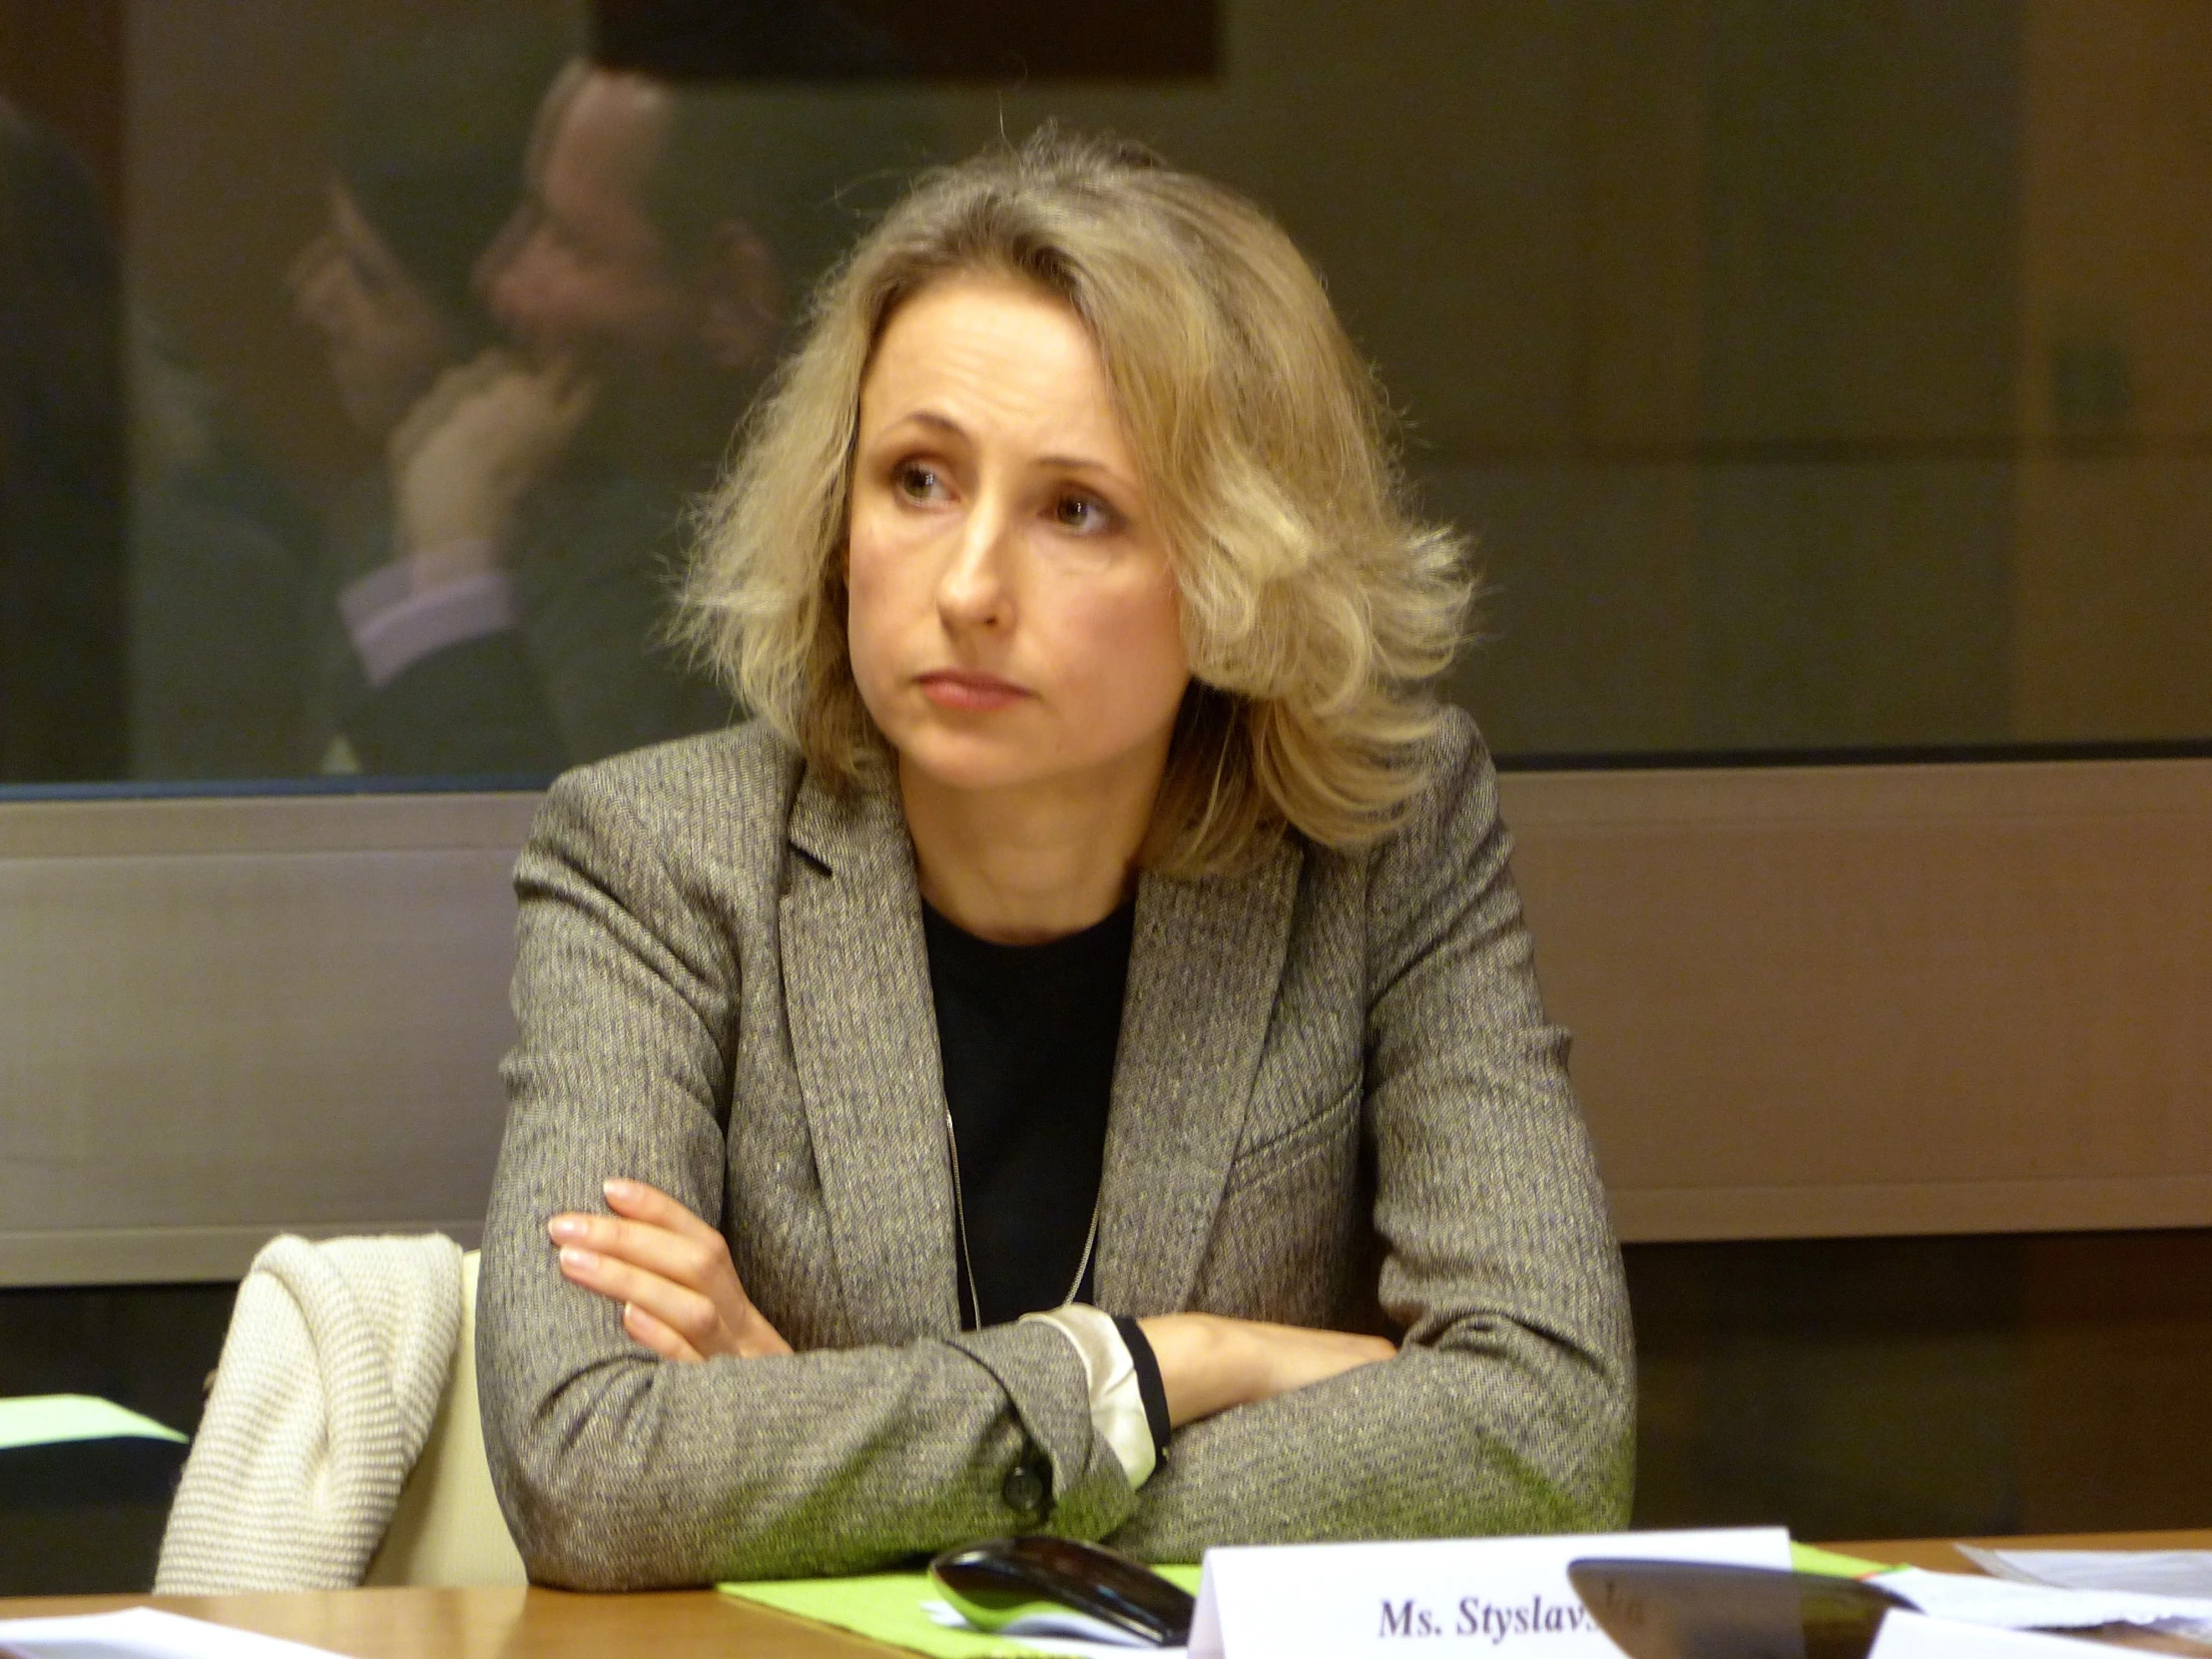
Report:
2,0,2207,1592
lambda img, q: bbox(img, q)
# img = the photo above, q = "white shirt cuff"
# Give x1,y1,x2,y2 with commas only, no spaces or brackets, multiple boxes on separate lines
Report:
1020,1304,1157,1489
338,548,515,690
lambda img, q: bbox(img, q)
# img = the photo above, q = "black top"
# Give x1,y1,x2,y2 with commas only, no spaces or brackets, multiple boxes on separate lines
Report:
920,895,1135,1329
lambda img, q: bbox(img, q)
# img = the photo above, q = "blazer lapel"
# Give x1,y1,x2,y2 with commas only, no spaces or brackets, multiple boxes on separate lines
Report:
1094,837,1304,1314
780,769,962,1343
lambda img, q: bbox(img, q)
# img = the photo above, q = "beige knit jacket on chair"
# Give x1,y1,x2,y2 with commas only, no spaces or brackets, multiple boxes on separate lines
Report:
155,1235,525,1591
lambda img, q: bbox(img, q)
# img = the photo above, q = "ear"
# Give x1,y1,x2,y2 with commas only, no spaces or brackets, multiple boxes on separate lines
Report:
694,222,783,371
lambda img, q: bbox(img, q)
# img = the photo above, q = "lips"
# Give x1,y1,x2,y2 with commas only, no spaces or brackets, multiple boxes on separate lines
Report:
916,669,1029,712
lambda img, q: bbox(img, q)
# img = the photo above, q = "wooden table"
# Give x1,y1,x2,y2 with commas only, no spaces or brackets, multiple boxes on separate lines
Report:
0,1584,893,1656
4,1532,2208,1656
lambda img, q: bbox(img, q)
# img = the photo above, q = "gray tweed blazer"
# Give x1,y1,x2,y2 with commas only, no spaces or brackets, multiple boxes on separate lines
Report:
477,710,1633,1589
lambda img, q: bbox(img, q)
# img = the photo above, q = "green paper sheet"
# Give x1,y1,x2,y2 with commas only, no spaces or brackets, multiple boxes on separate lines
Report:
0,1394,187,1451
722,1562,1203,1658
1791,1542,1902,1579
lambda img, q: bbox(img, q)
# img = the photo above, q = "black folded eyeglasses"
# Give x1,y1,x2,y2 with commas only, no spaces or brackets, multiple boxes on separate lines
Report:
1567,1558,1915,1659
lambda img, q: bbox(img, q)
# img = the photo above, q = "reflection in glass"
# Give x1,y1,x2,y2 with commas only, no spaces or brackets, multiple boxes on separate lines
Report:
1,1,2208,789
1,96,125,780
294,16,584,777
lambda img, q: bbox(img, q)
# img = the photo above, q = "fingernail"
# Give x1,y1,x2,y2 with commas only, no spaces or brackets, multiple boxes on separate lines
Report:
558,1246,598,1272
548,1216,586,1242
603,1178,634,1200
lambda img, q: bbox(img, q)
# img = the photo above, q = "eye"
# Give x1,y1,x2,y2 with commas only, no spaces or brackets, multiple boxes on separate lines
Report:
893,461,946,502
1052,492,1115,534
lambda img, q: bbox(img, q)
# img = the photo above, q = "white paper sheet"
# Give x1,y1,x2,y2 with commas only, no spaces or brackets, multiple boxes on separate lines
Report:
1187,1527,1792,1659
1868,1609,2116,1657
0,1607,341,1659
1957,1545,2212,1601
1881,1564,2212,1635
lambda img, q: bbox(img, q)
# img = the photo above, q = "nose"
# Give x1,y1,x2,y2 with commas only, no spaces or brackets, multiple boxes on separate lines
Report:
287,234,345,333
934,497,1014,632
473,207,537,333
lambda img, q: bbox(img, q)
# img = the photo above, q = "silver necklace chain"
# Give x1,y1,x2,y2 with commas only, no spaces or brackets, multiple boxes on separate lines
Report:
943,1107,1101,1332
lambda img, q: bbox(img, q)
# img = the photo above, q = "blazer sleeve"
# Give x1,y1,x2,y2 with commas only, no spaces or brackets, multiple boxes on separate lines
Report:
1108,721,1636,1557
476,765,1139,1588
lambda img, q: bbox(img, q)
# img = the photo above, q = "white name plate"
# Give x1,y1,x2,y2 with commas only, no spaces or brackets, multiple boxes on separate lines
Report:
1188,1526,1791,1659
1869,1610,2104,1656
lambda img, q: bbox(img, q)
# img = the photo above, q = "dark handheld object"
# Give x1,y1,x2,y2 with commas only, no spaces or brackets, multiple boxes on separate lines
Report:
929,1535,1196,1647
1567,1558,1915,1659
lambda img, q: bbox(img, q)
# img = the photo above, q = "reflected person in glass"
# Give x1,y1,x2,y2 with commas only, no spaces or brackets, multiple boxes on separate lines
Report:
3,93,302,785
477,131,1633,1587
0,95,126,782
362,40,919,776
289,20,577,776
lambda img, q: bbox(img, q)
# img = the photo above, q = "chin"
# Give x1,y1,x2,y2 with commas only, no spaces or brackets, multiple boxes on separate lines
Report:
892,730,1045,796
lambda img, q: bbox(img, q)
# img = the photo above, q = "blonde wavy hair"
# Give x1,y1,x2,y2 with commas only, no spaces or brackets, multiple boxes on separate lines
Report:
681,128,1474,875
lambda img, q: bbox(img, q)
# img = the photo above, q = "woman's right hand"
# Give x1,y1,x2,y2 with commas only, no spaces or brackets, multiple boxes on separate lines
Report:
1136,1313,1396,1429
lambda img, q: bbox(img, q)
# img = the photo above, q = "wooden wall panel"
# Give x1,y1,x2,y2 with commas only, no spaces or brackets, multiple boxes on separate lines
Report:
0,793,538,1285
1499,758,2212,1241
2,757,2209,1282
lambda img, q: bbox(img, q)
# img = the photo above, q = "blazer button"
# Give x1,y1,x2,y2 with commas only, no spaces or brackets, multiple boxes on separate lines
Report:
1001,1457,1049,1517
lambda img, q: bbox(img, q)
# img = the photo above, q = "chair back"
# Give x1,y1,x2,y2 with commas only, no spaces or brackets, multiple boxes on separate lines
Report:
362,1250,527,1586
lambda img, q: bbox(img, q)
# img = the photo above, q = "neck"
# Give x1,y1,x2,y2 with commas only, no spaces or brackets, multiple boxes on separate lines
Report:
900,754,1164,944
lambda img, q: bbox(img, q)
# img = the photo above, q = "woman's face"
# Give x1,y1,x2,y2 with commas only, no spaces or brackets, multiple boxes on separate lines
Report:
289,184,459,442
845,274,1190,808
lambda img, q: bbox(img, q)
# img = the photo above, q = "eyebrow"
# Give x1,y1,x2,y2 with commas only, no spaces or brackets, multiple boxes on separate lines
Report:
880,409,1127,484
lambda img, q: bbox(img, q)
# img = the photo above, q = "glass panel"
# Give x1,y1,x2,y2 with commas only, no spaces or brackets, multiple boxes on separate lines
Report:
2,0,2207,789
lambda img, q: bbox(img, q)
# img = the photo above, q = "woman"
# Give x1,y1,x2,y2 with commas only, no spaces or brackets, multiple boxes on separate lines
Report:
478,130,1632,1589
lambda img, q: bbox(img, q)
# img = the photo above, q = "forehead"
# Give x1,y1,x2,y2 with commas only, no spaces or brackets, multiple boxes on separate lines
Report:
537,68,670,207
860,275,1126,440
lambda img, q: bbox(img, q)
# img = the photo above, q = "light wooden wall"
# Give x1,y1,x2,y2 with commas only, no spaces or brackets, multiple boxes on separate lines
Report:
1500,757,2212,1241
5,755,2207,1283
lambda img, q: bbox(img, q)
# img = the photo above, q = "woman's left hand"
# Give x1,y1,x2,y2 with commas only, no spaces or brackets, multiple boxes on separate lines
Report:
548,1178,793,1363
